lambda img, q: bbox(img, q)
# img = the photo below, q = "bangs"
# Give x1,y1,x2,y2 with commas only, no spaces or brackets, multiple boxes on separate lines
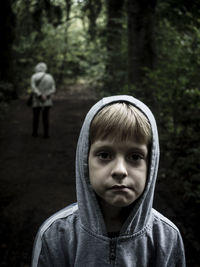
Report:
90,102,152,144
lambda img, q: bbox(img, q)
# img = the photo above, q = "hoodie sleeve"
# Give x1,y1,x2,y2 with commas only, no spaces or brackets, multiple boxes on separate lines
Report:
31,74,42,97
31,231,48,267
32,231,62,267
32,238,53,267
32,226,73,267
175,232,186,267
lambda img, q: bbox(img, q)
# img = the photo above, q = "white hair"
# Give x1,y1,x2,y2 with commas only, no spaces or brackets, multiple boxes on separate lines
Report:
35,62,47,73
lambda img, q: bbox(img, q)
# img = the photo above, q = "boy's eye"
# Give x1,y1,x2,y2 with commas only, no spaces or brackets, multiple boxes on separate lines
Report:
127,153,144,162
96,151,112,161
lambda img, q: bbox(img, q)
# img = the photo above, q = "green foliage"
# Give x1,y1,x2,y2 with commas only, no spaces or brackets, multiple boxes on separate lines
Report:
8,1,200,209
11,0,108,93
174,88,200,204
130,18,200,208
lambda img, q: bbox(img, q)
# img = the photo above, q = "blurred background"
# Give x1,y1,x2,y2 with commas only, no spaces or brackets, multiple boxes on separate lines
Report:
0,0,199,266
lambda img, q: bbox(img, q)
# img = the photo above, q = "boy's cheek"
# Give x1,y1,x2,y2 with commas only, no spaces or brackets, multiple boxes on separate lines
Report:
89,178,99,192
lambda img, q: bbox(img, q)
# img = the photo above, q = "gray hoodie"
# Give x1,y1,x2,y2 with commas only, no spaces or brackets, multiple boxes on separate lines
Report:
32,95,186,267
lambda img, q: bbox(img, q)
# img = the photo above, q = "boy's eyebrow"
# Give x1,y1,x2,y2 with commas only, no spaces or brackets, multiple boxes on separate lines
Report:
127,146,148,156
92,142,148,155
92,144,113,151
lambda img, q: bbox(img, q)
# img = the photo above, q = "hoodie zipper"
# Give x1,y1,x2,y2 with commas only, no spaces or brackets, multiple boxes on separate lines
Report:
109,239,116,265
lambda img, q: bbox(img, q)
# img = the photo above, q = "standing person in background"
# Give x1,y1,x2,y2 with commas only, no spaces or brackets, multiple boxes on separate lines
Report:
31,62,56,138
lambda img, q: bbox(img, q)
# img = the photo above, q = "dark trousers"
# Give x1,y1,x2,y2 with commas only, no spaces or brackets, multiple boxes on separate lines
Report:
32,107,50,137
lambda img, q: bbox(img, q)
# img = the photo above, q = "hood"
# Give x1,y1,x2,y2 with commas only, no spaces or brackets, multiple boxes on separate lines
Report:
35,62,47,73
75,95,160,236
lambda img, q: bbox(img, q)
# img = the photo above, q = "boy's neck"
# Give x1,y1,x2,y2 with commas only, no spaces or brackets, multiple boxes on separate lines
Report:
99,200,131,233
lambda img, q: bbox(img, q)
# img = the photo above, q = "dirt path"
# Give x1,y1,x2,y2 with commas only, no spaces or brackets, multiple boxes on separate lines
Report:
0,84,198,267
0,84,97,266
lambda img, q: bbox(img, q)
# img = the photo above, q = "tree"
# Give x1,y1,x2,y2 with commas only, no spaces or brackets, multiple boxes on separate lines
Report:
0,0,15,82
0,0,16,104
105,0,125,93
127,0,157,87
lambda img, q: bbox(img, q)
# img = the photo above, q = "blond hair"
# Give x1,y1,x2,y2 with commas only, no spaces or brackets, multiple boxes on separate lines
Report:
90,102,152,144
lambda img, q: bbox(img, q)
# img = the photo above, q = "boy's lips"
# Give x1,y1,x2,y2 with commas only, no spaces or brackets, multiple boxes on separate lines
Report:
109,185,133,191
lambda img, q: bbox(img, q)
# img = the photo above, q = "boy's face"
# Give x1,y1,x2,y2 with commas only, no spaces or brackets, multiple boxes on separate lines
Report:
88,138,148,209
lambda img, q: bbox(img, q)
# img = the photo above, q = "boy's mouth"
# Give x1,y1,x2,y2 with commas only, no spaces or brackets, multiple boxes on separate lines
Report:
110,185,132,191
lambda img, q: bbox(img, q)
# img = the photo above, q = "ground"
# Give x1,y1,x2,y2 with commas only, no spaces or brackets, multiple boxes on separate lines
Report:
0,84,198,266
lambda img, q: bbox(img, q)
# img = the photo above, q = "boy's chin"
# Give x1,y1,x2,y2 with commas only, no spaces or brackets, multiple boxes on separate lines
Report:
109,195,137,207
102,198,135,209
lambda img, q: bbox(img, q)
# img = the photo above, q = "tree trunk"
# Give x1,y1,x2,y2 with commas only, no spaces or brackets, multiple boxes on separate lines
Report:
0,0,15,82
127,0,156,86
65,0,72,21
105,0,124,94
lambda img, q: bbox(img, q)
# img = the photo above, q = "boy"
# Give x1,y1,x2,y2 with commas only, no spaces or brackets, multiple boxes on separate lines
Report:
32,95,186,266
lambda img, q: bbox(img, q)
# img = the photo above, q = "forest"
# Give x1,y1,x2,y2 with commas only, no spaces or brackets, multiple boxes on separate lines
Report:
0,0,200,266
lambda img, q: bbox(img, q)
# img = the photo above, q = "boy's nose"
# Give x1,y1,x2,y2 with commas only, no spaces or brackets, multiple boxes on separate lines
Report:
111,157,128,180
